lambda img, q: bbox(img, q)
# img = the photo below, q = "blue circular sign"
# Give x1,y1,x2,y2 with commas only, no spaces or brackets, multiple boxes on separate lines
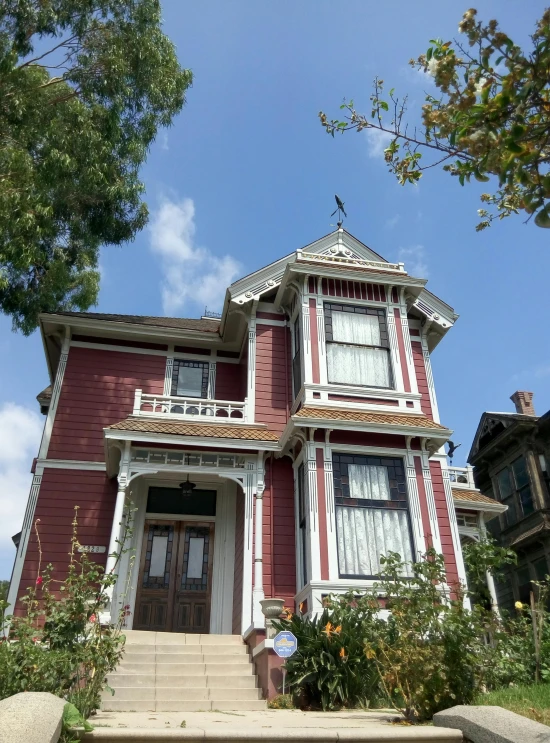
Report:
273,630,298,658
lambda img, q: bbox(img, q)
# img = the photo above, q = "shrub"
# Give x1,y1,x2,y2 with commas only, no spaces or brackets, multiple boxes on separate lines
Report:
0,506,132,728
273,592,385,710
366,550,497,722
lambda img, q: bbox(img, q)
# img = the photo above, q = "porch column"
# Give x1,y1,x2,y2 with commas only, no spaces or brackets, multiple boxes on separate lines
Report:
252,453,266,626
102,441,131,622
478,514,500,616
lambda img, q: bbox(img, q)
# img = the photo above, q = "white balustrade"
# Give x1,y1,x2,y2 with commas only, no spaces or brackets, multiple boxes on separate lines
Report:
447,466,475,488
133,390,249,422
297,249,405,273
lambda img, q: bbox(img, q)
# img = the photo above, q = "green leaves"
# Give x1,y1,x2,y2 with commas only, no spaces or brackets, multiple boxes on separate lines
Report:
0,0,192,333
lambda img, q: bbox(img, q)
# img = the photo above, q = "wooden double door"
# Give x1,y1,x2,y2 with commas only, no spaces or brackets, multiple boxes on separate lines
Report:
134,520,214,633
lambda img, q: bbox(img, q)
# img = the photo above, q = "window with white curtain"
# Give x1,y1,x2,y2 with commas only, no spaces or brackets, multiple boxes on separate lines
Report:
324,304,392,388
333,453,413,578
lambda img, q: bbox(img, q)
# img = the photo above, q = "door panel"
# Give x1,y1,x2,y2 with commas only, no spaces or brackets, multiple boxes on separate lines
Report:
173,524,214,633
134,520,214,633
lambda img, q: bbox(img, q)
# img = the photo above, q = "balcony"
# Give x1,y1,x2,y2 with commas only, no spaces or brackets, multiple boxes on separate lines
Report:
133,389,250,422
448,465,475,489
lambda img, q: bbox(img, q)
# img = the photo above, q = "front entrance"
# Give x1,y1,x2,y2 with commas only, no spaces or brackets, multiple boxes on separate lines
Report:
134,519,215,633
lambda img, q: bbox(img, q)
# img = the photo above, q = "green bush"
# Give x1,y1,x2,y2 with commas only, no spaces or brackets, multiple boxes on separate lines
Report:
0,507,131,729
273,592,385,710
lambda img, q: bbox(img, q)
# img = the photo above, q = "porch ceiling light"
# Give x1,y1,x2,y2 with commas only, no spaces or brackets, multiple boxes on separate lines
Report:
179,474,196,497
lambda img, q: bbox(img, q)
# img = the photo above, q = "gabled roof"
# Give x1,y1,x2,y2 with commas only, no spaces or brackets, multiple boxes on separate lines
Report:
468,411,540,462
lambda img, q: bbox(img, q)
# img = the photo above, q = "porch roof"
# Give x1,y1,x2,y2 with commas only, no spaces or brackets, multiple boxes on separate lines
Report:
451,488,499,506
107,416,279,442
293,406,449,430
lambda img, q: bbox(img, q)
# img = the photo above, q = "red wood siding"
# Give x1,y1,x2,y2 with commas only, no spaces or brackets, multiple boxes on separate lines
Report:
411,342,433,418
16,469,117,614
316,448,329,580
429,461,459,586
255,325,291,434
215,362,246,401
263,456,296,607
330,431,407,449
232,490,244,634
321,278,386,302
48,347,166,461
394,309,411,393
414,456,432,548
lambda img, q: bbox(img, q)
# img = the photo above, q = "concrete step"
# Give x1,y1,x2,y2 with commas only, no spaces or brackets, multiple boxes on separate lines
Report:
101,699,267,712
111,662,255,676
123,631,244,645
106,674,258,689
123,643,248,656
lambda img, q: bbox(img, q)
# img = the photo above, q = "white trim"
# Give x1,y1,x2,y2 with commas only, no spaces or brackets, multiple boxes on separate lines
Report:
71,340,168,357
421,333,441,423
247,305,258,423
163,355,174,395
406,450,427,559
6,465,45,622
104,429,280,452
208,361,217,399
38,332,70,459
437,455,470,607
306,440,321,581
252,453,266,627
36,459,107,471
242,464,255,634
302,290,312,386
252,638,274,658
323,442,338,580
398,300,419,396
387,308,405,393
329,444,409,457
421,451,443,555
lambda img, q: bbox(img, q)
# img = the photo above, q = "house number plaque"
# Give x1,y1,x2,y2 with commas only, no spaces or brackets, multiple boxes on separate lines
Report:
78,546,107,554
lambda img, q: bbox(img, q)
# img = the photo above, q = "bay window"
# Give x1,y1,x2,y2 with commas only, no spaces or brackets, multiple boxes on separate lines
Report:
333,453,413,578
495,454,534,526
324,304,392,388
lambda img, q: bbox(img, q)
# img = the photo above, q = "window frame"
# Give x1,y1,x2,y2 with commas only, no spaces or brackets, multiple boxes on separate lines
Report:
324,302,394,390
332,452,414,580
495,453,535,527
171,359,209,399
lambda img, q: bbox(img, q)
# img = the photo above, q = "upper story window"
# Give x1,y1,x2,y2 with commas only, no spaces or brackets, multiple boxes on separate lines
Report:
332,453,413,578
496,454,534,526
324,304,392,389
171,360,209,398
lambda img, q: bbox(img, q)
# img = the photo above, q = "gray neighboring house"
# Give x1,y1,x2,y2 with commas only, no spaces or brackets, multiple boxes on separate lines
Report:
468,390,550,611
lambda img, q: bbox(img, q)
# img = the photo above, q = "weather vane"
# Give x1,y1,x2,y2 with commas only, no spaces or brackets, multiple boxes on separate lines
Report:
331,194,347,227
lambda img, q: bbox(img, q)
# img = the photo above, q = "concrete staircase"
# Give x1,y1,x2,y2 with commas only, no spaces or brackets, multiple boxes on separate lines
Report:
102,630,266,712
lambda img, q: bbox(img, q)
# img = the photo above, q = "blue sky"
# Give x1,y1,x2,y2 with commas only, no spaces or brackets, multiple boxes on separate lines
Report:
1,1,549,579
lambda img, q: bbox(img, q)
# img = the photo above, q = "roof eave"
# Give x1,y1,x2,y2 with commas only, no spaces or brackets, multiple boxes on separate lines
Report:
104,427,280,452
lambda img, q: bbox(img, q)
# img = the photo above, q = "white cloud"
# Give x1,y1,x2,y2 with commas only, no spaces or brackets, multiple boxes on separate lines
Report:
149,197,242,316
0,403,43,560
385,214,400,229
159,132,169,151
364,128,393,159
398,244,429,277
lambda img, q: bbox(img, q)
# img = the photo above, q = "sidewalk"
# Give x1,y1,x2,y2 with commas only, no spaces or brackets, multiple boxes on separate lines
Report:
85,709,462,741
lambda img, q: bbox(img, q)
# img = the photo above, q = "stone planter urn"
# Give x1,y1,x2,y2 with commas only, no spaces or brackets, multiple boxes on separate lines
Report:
260,598,286,638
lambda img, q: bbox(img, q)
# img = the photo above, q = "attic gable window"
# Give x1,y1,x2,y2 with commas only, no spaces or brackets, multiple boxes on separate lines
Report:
324,303,392,389
171,360,209,398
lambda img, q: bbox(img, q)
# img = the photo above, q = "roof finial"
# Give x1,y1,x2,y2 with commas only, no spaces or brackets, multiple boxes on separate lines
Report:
331,194,347,227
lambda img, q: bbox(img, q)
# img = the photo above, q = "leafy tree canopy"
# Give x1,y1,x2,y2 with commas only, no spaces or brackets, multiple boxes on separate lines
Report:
320,8,550,231
0,0,192,333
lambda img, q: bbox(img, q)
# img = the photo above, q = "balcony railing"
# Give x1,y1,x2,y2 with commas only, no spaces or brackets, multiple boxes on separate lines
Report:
296,249,406,273
133,390,249,422
448,465,475,489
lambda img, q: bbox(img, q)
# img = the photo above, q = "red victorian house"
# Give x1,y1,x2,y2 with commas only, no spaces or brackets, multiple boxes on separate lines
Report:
8,227,476,638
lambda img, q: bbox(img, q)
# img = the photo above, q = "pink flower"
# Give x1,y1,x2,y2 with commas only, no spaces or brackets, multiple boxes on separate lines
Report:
89,614,96,623
35,576,43,586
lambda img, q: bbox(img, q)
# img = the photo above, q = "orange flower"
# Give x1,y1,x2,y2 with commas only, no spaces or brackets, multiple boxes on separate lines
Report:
299,601,305,613
339,647,346,658
322,621,333,637
334,625,342,634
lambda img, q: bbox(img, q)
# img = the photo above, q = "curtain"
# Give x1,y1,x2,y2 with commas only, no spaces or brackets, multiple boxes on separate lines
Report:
327,344,390,387
348,464,390,500
336,506,413,577
332,311,380,345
